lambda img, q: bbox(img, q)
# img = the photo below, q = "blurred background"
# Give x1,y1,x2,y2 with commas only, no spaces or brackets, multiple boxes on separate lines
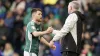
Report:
0,0,100,56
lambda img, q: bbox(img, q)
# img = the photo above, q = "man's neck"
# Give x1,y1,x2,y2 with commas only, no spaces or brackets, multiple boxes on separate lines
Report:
71,9,78,13
32,18,40,25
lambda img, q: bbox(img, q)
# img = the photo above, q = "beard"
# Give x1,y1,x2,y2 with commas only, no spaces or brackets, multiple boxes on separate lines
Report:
36,18,42,22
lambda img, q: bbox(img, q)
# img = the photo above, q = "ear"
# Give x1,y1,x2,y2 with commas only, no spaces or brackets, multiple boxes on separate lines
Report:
32,12,35,17
70,6,73,10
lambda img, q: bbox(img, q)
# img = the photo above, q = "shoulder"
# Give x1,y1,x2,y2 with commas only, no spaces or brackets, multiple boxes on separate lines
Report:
64,13,78,23
27,21,35,28
27,21,36,30
28,21,35,25
68,13,78,18
67,13,78,21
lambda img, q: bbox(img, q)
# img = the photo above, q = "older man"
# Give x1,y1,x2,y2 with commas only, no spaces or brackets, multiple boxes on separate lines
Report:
50,1,85,56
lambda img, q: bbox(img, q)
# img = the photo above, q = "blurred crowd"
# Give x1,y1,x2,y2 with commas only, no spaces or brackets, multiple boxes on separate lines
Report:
0,0,100,56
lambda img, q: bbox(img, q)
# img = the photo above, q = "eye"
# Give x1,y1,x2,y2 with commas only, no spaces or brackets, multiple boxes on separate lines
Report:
38,13,42,15
38,13,40,15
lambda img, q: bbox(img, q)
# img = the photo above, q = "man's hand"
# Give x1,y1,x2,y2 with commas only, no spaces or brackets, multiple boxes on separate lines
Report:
46,27,53,34
50,40,54,46
49,40,56,50
50,45,56,50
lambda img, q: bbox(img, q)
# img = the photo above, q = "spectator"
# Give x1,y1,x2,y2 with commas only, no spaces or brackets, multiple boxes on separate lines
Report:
0,50,3,56
10,0,26,15
42,16,50,30
84,32,92,46
0,36,7,51
4,0,11,10
48,12,55,27
13,52,19,56
4,11,14,28
0,19,8,40
0,0,6,19
80,44,92,56
3,42,14,56
23,7,32,26
4,11,14,43
93,30,100,56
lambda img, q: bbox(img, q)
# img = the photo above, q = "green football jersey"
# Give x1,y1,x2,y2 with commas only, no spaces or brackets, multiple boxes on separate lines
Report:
24,20,42,55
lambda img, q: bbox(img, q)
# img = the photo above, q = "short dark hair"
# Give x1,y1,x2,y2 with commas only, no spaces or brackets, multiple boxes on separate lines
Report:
31,8,42,14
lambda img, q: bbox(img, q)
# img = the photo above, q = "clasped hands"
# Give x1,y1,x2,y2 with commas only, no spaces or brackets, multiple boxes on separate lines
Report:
46,27,56,50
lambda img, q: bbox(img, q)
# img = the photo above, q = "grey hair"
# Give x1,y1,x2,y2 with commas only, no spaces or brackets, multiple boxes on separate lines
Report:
69,1,79,10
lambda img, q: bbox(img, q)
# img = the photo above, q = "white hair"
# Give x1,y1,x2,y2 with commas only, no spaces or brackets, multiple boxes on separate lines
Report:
69,1,79,10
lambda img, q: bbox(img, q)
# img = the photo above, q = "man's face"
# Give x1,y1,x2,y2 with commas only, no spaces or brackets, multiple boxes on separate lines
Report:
68,4,72,14
33,11,42,22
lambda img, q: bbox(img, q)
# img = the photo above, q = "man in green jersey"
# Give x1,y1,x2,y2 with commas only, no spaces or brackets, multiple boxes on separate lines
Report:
24,8,56,56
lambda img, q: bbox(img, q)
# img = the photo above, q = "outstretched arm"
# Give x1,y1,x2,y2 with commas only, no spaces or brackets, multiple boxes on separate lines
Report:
32,27,53,37
52,13,78,42
52,30,60,35
40,37,56,50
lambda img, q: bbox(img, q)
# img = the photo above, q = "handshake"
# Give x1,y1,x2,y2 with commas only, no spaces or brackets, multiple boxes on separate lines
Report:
45,27,56,50
45,27,53,34
49,40,56,50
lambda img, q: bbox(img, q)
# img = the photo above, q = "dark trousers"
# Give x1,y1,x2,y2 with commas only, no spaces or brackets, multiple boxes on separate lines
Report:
62,51,79,56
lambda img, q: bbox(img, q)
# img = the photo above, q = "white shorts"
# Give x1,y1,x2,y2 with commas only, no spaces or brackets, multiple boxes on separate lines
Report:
24,51,37,56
